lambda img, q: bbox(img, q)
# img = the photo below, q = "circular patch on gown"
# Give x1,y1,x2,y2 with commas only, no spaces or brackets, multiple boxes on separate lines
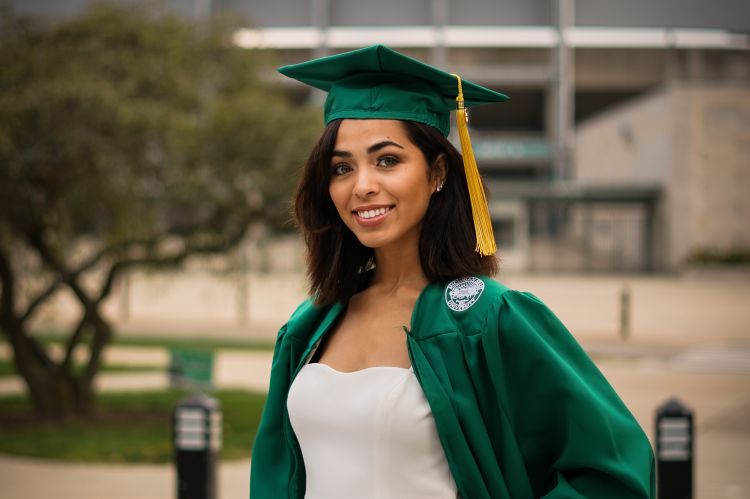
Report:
445,277,484,312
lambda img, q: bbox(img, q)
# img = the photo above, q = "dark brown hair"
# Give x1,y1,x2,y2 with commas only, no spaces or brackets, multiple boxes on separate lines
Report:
294,119,498,305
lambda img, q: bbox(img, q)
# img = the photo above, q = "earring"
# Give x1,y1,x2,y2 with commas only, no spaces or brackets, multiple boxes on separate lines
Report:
436,181,445,192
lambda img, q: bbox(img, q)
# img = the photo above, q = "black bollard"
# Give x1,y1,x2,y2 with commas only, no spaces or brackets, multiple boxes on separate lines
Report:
173,393,222,499
655,397,693,499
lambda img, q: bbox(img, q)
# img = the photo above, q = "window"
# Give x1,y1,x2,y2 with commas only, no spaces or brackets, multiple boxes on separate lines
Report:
493,218,516,248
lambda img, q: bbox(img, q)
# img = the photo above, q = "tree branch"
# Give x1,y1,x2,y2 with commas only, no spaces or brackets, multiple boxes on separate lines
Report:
0,244,56,370
0,244,16,328
21,237,157,322
80,313,111,387
95,212,254,304
62,312,89,372
25,230,114,390
26,230,98,308
20,279,63,324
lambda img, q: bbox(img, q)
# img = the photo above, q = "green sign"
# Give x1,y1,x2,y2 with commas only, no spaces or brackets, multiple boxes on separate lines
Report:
169,348,214,389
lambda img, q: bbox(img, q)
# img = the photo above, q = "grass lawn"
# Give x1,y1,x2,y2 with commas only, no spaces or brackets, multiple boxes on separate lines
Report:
0,389,266,463
0,359,18,377
0,359,162,377
18,332,275,352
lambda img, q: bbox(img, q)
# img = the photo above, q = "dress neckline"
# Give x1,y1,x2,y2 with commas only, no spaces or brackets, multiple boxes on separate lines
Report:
307,362,413,375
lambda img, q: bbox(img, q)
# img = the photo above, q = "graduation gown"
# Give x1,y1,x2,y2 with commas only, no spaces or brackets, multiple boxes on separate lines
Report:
249,276,656,499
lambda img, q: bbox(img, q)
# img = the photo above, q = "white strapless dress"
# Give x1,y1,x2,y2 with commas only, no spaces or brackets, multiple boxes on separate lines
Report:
287,362,458,499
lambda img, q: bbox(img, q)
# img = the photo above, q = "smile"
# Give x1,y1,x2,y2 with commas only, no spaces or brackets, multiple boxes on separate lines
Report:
352,205,394,227
356,206,391,219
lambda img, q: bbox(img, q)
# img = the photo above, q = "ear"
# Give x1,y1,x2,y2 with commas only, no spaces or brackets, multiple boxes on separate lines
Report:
432,153,447,192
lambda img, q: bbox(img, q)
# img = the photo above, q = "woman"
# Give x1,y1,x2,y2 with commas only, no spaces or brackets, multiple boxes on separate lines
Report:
250,45,655,499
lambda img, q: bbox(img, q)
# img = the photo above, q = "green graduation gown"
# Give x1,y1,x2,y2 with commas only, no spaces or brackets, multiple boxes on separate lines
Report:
249,276,656,498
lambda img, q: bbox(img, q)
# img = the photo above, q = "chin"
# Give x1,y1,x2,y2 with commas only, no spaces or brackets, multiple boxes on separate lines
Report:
347,224,420,251
354,235,389,249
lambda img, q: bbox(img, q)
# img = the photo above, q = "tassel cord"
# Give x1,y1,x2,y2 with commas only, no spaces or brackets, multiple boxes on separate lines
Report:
450,74,497,256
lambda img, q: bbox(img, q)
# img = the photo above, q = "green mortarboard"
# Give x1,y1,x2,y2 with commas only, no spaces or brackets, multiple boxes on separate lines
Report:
277,44,508,137
278,45,508,257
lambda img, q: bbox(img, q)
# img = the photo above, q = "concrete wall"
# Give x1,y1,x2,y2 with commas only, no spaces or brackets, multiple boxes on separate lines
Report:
575,87,674,183
689,86,750,254
575,84,750,269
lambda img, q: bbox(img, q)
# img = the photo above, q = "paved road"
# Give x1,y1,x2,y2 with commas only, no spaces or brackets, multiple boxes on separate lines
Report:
1,269,749,499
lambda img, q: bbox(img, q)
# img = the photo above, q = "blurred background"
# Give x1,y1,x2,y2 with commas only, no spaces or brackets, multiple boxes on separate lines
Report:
0,1,748,498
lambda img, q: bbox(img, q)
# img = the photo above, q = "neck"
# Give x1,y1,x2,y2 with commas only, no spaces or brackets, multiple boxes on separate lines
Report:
370,232,428,294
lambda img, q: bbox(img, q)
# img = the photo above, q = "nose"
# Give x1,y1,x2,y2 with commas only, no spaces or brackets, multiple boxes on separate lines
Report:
352,167,379,198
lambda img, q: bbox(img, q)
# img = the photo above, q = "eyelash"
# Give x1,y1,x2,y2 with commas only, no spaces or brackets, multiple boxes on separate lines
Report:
331,155,399,175
332,163,351,176
377,155,399,168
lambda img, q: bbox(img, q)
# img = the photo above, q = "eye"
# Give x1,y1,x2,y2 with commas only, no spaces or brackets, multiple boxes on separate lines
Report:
376,155,399,168
332,163,352,176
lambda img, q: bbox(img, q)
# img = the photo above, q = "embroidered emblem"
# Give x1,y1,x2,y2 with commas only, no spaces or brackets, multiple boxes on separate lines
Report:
445,277,484,312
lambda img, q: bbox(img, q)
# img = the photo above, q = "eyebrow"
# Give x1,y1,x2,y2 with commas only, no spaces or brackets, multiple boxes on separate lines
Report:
331,140,405,158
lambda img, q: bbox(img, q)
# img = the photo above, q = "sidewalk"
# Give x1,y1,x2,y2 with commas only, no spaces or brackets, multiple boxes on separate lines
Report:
1,270,749,499
0,454,251,499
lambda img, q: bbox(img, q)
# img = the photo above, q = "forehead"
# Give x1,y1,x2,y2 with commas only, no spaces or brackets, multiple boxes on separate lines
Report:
334,119,412,148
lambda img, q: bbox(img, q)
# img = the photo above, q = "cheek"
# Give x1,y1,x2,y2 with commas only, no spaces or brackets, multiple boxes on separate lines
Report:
328,182,349,215
402,170,434,206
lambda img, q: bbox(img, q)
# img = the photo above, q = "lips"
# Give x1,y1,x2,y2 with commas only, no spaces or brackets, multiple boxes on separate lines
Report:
352,205,393,227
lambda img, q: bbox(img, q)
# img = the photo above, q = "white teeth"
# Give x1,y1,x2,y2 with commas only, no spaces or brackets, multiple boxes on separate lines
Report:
357,207,390,219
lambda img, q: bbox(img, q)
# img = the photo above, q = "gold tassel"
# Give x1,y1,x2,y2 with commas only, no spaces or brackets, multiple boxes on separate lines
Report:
450,73,496,256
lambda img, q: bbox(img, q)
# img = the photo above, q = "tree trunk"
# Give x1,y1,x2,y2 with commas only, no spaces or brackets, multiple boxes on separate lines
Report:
4,317,102,420
1,235,119,420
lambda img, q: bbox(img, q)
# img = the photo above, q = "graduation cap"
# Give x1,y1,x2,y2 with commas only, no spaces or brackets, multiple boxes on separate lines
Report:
278,44,509,257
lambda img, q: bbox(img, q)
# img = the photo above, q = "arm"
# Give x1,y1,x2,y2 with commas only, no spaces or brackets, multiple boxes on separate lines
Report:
249,298,326,499
496,290,656,498
249,324,294,499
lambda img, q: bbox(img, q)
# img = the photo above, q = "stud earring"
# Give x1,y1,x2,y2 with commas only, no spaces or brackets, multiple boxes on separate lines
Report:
436,181,445,192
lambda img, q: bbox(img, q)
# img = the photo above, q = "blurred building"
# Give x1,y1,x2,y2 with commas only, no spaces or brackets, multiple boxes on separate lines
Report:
18,0,750,272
